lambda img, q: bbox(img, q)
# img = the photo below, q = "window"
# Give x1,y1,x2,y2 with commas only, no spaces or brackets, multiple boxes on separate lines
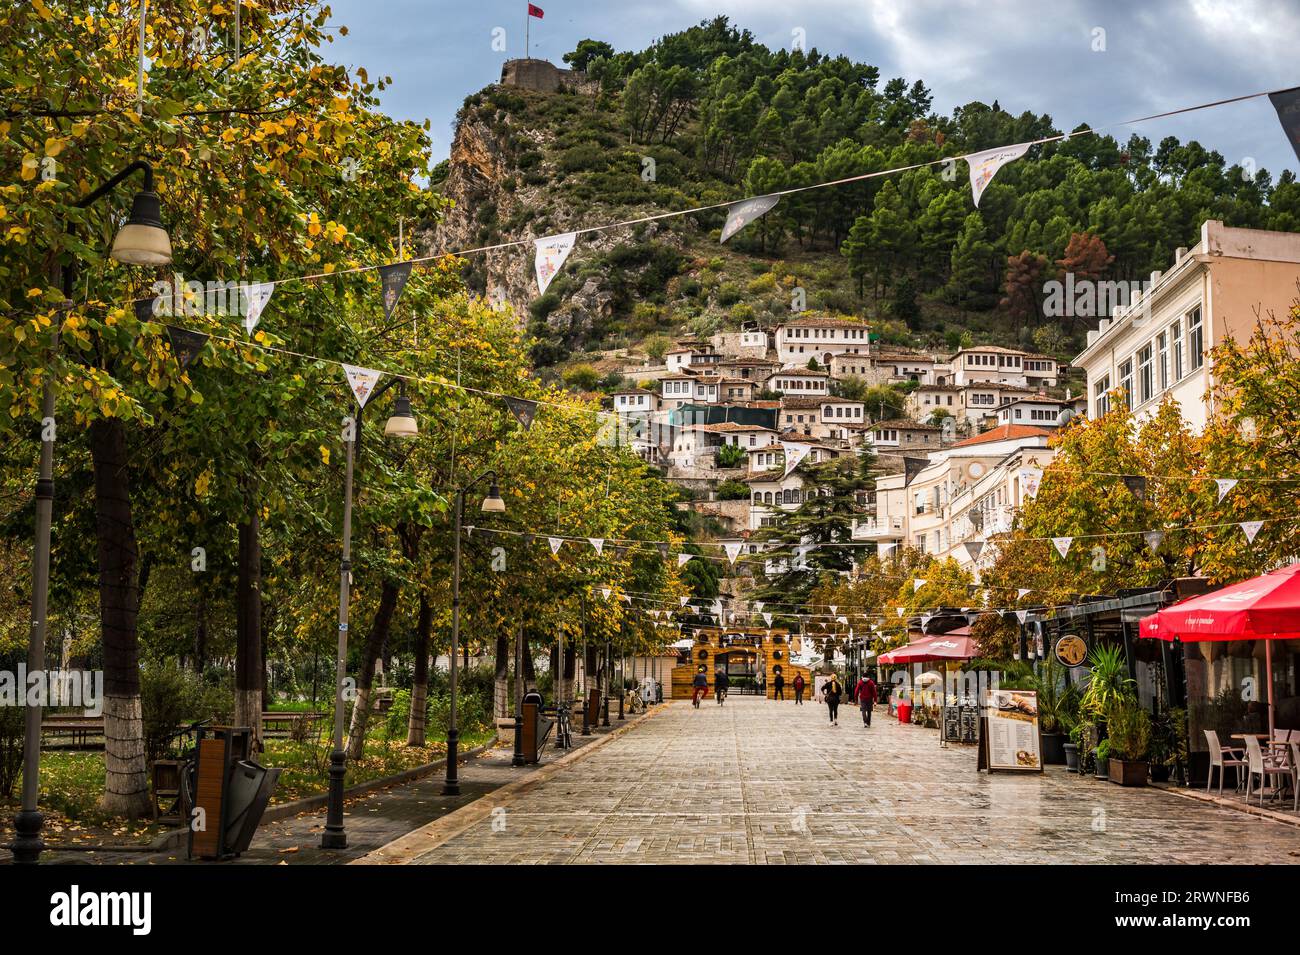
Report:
1188,306,1204,370
1096,372,1113,415
1119,359,1134,409
1157,332,1169,391
1170,320,1184,381
1138,343,1154,404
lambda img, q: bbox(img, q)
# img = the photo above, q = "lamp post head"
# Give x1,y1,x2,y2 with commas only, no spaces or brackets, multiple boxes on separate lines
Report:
384,393,418,438
480,482,506,514
110,188,173,266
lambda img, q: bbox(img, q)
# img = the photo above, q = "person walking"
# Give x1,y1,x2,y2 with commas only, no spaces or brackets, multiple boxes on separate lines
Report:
773,672,785,701
823,674,843,726
715,669,730,706
854,673,877,727
691,669,708,709
793,672,805,706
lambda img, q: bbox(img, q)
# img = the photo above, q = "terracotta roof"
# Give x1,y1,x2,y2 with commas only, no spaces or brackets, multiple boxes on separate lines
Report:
949,423,1052,448
779,396,828,410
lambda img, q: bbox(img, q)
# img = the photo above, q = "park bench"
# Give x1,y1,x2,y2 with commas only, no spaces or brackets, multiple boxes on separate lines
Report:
260,711,324,739
40,713,105,748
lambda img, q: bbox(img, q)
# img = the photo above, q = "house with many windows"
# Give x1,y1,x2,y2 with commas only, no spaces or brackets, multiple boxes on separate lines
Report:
1074,221,1300,430
766,369,831,396
945,346,1057,389
774,316,872,367
994,395,1071,429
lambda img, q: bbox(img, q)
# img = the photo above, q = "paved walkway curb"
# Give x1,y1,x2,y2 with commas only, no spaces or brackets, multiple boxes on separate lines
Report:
351,704,665,864
1151,781,1300,829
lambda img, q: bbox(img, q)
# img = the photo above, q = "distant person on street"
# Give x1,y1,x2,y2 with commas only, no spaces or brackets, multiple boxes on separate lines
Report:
793,672,806,705
773,673,785,701
715,669,730,705
823,675,843,726
854,674,877,727
692,669,708,709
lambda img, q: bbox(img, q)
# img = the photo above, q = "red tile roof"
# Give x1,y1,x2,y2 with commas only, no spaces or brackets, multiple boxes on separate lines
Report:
949,423,1052,448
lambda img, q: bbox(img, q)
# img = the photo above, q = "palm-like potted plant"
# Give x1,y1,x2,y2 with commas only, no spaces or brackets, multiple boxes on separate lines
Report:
1029,657,1076,765
1106,698,1152,785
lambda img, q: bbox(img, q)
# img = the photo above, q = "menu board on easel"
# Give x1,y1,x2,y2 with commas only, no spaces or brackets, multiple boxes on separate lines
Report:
983,689,1042,772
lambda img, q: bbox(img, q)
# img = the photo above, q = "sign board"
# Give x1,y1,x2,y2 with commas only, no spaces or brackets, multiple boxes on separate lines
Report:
983,689,1042,772
1053,633,1088,668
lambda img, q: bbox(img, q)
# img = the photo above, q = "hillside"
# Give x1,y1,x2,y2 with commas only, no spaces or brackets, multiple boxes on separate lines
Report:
424,16,1300,383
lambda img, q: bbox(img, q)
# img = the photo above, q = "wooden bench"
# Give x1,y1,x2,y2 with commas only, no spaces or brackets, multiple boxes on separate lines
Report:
40,713,105,748
260,711,324,739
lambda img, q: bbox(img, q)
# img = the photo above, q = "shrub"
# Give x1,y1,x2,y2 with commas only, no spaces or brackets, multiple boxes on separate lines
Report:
0,669,22,798
140,663,233,763
563,364,602,391
1107,701,1152,761
716,444,747,469
715,479,750,500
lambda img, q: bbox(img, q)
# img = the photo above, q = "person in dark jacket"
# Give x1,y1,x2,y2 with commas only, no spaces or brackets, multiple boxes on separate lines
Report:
773,673,785,701
823,675,843,725
793,672,806,705
691,670,708,709
854,675,877,726
714,669,730,705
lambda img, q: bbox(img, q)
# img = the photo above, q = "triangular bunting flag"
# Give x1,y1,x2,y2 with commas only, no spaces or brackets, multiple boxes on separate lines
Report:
829,605,838,615
165,325,208,369
754,601,764,613
599,587,611,601
1144,530,1165,552
622,594,632,605
1052,536,1074,558
1121,475,1147,499
836,616,848,626
1241,520,1264,544
503,396,538,431
912,579,925,593
1019,466,1044,500
679,596,689,607
1015,610,1028,624
1017,588,1032,600
241,282,274,336
762,612,773,626
676,553,692,568
781,441,812,477
720,195,780,243
966,142,1031,207
548,537,563,556
1269,87,1300,164
963,540,984,563
342,364,383,408
378,262,412,321
896,607,905,618
1216,478,1238,503
534,232,576,295
135,296,160,322
724,542,743,565
588,538,604,555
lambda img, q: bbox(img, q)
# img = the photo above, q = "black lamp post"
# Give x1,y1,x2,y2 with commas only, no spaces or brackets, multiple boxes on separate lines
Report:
443,469,505,796
322,380,416,850
13,161,171,866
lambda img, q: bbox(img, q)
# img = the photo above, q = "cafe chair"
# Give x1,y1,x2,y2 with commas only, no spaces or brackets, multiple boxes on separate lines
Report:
1204,730,1246,795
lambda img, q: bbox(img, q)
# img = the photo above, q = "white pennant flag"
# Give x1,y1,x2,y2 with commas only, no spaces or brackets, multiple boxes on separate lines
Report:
534,232,577,295
724,542,743,565
1015,610,1028,624
1216,478,1238,503
1241,520,1264,543
342,364,383,408
588,537,604,555
599,587,611,601
781,441,812,477
1019,466,1044,500
676,553,693,568
754,601,764,613
679,596,689,607
879,542,896,559
1052,536,1074,558
241,282,274,336
763,612,773,626
829,605,838,615
966,142,1031,207
896,607,906,618
912,579,926,593
1144,530,1165,552
836,616,848,625
548,537,563,556
720,195,780,243
622,594,632,604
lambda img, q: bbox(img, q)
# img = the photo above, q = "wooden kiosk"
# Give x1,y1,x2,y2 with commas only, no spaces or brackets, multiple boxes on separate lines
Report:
670,626,812,700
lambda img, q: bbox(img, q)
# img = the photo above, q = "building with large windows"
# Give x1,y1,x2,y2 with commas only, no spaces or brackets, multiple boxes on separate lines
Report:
1074,220,1300,430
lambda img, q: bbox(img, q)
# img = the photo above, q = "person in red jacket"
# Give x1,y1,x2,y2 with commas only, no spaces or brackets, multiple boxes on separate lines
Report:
793,672,806,705
854,674,878,726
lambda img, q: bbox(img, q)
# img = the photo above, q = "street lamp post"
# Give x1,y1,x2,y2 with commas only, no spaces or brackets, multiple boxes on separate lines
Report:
12,161,171,866
322,380,415,850
444,469,505,796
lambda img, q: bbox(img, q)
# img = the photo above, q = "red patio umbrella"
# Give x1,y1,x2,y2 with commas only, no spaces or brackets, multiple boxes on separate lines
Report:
878,627,977,665
1138,562,1300,738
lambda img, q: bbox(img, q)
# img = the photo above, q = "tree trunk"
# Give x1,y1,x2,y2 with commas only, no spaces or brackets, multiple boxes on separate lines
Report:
406,593,432,746
584,643,599,703
90,417,149,817
493,632,510,725
346,578,400,759
522,637,536,682
235,503,263,748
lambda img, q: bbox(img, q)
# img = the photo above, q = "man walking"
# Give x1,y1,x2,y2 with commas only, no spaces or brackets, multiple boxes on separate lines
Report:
793,672,805,706
854,673,877,727
773,672,785,701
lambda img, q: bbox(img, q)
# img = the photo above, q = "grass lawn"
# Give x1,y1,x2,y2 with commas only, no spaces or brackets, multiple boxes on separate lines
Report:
0,725,497,850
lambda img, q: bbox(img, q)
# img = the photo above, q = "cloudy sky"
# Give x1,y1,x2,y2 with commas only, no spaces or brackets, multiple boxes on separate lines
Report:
322,0,1299,176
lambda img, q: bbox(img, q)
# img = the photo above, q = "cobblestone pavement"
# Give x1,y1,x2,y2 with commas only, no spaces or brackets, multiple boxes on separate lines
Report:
407,697,1300,864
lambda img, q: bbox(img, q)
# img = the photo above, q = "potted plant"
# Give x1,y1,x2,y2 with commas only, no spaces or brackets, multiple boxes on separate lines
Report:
1148,707,1187,784
1075,720,1097,775
1106,699,1152,786
1094,738,1111,780
1029,657,1075,765
1064,719,1082,772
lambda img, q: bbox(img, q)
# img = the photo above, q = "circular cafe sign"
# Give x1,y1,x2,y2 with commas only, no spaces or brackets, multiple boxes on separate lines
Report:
1054,633,1088,668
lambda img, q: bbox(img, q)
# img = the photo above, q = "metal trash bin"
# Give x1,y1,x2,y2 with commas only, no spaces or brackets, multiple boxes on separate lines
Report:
187,726,280,860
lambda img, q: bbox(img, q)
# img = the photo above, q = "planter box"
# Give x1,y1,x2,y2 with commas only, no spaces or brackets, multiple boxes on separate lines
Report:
1040,733,1066,765
1108,758,1149,786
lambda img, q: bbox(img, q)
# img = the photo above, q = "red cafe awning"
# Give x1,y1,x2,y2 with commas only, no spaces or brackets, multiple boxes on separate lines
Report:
1138,562,1300,642
878,628,976,665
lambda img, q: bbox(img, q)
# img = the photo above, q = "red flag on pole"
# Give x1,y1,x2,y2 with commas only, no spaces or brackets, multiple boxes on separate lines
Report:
528,3,544,17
